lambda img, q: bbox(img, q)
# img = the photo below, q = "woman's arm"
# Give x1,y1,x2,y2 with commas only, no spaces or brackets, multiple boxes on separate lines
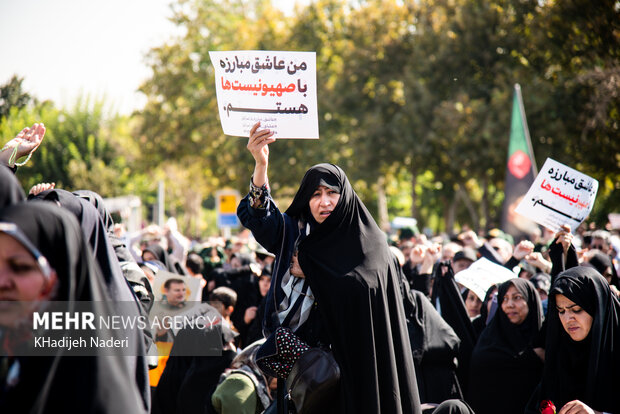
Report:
237,122,282,252
247,121,275,190
558,400,603,414
549,225,579,281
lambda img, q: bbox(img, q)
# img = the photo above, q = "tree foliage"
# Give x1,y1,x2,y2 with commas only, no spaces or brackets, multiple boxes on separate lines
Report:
4,0,617,235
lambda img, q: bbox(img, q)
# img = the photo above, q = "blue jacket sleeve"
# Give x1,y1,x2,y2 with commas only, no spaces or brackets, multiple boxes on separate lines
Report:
237,194,284,254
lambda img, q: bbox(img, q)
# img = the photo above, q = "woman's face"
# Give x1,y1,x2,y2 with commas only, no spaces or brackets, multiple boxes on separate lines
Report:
258,275,271,297
308,185,340,223
465,290,482,318
555,293,594,341
0,233,57,326
142,250,157,262
486,287,498,315
501,285,529,325
0,233,53,301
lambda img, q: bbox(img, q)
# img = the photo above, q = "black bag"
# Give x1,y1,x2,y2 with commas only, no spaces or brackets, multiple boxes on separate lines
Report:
284,347,341,414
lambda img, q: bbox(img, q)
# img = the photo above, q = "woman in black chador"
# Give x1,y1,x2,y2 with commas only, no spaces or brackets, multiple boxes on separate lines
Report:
237,122,421,414
467,278,544,414
0,202,148,413
526,266,620,414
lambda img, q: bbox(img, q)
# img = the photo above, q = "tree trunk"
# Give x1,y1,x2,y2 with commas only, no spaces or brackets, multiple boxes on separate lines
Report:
481,175,490,233
445,195,456,234
456,184,480,232
377,175,389,232
410,165,418,219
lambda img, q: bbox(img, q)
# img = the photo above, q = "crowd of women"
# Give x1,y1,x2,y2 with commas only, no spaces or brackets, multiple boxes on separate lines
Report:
1,122,618,414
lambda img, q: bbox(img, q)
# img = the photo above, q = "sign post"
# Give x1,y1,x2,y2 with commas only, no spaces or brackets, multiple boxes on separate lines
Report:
216,189,241,238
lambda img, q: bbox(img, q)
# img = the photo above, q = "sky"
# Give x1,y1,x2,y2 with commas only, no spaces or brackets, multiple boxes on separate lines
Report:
0,0,302,115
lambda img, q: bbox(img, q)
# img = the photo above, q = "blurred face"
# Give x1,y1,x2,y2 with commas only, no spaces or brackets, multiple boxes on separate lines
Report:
0,233,57,326
441,243,461,261
308,186,340,223
258,276,271,297
555,293,593,342
501,285,529,325
139,265,156,283
590,237,609,253
166,281,186,306
465,290,482,318
490,238,513,263
142,250,157,262
601,266,613,284
486,287,498,314
452,259,473,274
537,288,548,302
0,233,55,302
230,256,242,269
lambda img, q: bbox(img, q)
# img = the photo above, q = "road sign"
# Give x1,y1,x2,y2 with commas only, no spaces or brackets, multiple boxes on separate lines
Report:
216,190,241,229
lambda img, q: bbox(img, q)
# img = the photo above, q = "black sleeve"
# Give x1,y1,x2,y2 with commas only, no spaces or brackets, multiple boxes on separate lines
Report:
402,260,431,297
504,256,520,270
548,238,579,283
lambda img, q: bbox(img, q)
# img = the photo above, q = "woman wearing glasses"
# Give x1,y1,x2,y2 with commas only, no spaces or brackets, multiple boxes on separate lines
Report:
0,202,148,414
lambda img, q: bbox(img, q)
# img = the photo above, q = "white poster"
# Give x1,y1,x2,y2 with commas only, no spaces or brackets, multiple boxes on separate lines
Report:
608,213,620,230
515,158,598,233
209,50,318,138
455,258,517,301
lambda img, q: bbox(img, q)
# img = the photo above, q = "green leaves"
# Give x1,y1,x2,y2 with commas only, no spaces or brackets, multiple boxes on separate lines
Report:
3,0,616,234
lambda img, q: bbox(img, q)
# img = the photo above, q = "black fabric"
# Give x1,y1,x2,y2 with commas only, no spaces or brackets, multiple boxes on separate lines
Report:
548,238,579,283
586,251,620,289
246,294,268,345
73,189,135,263
468,278,543,414
0,202,148,413
153,328,236,414
401,276,462,403
430,262,477,394
526,266,620,413
31,188,137,302
209,263,261,347
0,165,25,208
287,164,421,414
74,189,153,315
471,284,499,338
28,189,151,409
403,260,432,296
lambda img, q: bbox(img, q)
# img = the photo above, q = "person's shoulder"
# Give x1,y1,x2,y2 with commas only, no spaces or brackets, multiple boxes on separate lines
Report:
211,371,257,408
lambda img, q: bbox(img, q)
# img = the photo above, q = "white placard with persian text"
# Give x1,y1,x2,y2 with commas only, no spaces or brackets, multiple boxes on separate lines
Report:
515,158,598,233
209,50,318,138
455,258,517,301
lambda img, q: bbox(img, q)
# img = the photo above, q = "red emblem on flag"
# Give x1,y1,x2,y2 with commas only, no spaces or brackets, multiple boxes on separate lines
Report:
508,150,531,179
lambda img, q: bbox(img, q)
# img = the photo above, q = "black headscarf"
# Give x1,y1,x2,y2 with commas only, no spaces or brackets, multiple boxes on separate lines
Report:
530,266,620,413
587,251,620,289
430,262,478,394
73,189,135,263
142,243,187,275
288,163,421,414
400,276,462,403
468,278,544,414
152,313,237,414
0,202,148,413
0,165,25,207
30,188,135,301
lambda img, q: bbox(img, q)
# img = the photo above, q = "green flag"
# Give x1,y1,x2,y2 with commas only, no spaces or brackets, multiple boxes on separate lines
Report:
501,84,539,240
